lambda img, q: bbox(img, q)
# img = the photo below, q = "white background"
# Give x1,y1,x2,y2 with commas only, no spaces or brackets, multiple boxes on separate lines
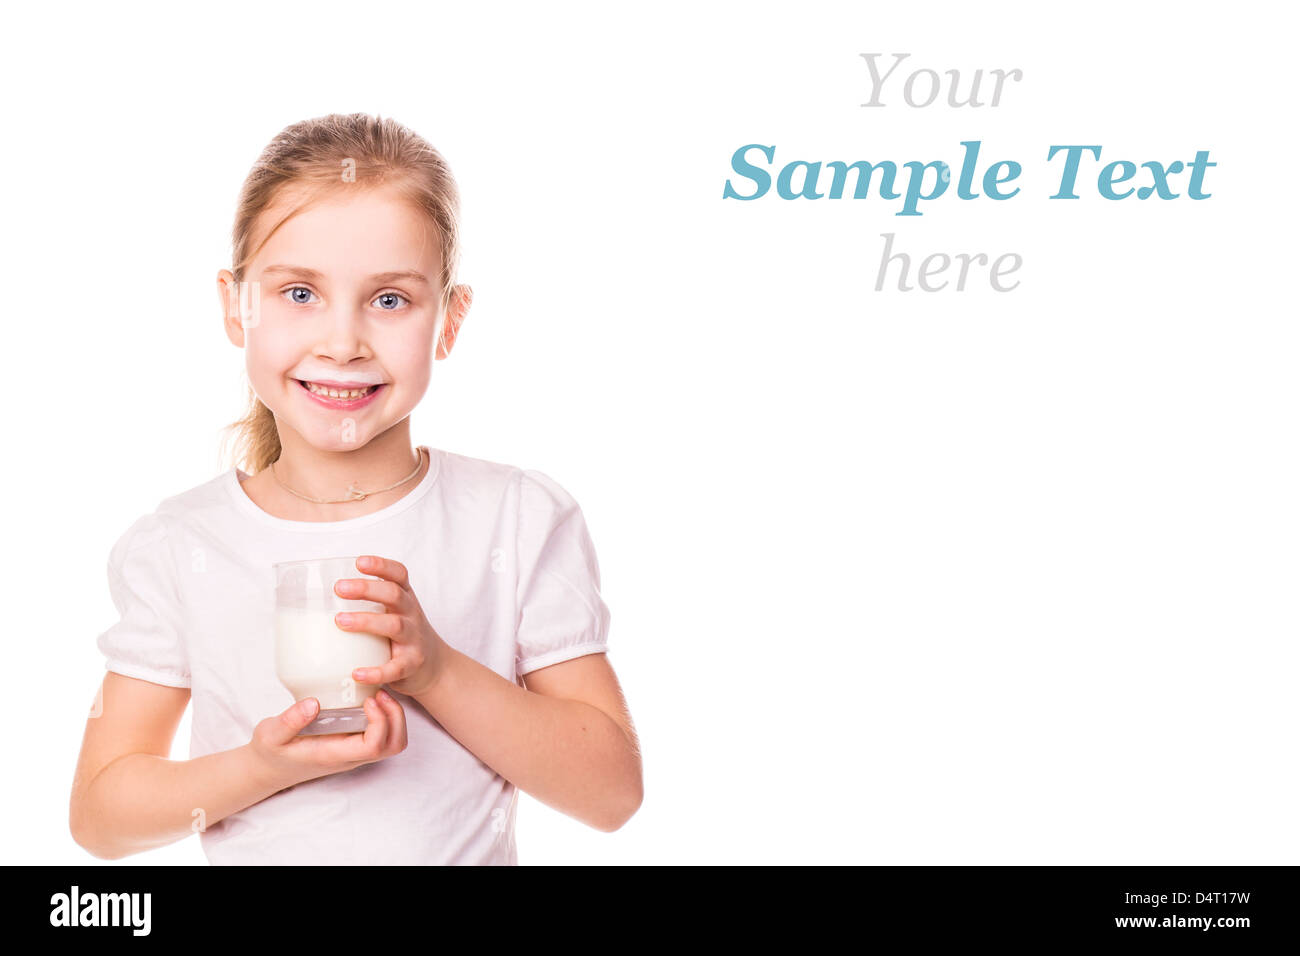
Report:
2,0,1295,864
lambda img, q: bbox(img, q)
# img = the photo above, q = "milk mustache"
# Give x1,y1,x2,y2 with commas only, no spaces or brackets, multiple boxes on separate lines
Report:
273,556,393,734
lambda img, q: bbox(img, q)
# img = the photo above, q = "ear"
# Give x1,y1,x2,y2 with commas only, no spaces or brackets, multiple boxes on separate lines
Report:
435,284,473,360
218,269,249,348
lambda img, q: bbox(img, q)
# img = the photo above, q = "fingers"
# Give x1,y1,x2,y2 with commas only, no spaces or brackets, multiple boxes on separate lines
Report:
254,694,403,775
355,695,390,755
269,697,320,745
334,609,409,644
349,692,405,759
372,688,408,754
356,555,410,591
334,576,406,608
352,658,408,686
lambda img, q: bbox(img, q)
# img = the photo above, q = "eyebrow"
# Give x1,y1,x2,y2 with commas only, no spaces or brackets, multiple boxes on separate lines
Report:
261,264,430,286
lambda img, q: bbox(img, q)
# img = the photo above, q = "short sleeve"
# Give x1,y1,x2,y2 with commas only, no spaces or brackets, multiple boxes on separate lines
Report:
96,511,191,689
514,469,611,677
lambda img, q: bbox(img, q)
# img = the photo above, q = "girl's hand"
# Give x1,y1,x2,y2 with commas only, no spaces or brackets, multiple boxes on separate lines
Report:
248,692,408,788
333,555,447,699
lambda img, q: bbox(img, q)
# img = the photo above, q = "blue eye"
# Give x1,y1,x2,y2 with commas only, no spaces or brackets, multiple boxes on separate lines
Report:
280,287,407,310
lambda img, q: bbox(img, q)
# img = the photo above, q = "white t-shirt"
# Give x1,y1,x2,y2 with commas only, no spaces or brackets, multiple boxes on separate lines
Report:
95,444,611,865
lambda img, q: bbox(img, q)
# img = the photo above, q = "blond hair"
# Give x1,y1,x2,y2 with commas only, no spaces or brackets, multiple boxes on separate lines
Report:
220,113,463,474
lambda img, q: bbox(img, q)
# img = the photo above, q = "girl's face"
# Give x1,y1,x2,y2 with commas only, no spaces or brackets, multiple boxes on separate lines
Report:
219,185,453,453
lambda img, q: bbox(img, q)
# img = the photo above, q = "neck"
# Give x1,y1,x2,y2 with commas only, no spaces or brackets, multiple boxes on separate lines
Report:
269,426,424,507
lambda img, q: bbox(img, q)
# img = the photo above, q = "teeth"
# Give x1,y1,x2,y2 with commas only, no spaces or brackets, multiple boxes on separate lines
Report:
304,382,376,399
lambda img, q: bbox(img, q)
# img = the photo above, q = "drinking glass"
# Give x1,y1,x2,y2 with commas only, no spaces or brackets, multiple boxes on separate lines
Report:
273,556,392,735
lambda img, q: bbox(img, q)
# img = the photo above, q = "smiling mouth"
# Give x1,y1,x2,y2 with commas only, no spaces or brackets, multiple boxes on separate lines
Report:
296,379,384,401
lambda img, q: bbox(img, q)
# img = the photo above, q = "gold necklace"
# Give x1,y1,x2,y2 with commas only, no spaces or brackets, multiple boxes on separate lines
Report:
271,447,426,504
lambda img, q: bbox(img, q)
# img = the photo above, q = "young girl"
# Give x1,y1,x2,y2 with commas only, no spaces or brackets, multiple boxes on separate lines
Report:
70,113,642,865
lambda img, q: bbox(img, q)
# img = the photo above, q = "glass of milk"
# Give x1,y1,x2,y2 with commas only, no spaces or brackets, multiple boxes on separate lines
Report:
273,556,393,735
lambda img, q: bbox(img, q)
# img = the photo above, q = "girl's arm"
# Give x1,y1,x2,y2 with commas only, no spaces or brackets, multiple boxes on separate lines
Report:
409,650,642,832
338,556,642,832
70,672,408,859
71,673,273,858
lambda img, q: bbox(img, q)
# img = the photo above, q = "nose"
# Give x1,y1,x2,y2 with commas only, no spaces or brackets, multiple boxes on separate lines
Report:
313,302,371,364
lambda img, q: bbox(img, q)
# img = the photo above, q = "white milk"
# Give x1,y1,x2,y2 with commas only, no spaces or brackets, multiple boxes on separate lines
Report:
275,607,392,710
